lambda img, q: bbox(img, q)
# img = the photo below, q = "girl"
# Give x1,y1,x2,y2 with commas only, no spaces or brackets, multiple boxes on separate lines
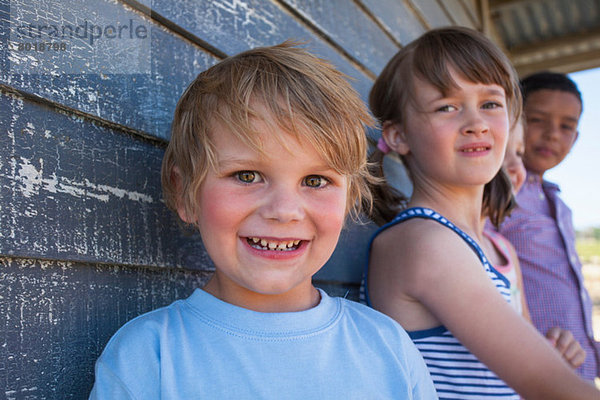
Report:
481,119,529,318
363,27,598,399
481,118,586,368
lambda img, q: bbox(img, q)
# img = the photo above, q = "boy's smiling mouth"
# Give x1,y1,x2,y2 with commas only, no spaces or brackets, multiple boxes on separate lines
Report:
246,237,302,251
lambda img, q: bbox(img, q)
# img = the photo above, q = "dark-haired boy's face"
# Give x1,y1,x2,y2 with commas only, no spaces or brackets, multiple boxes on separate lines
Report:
522,89,581,177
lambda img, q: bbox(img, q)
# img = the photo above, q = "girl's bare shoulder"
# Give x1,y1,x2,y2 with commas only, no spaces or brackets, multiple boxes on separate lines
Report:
371,218,478,287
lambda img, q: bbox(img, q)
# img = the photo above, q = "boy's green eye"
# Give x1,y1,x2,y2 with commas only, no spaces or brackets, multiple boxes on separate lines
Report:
237,171,258,183
304,175,326,188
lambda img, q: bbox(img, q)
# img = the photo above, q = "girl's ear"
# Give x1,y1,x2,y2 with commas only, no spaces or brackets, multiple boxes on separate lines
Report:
172,166,196,224
382,121,410,155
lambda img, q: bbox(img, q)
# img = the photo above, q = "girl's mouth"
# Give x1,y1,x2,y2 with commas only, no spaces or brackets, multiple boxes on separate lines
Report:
460,146,489,153
246,237,302,251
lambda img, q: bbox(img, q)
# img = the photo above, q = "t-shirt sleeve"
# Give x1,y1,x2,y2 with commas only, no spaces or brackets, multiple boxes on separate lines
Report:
89,360,137,400
88,316,161,399
405,339,438,399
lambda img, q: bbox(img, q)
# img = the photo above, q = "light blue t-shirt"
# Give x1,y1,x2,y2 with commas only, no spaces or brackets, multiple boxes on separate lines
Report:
90,288,437,399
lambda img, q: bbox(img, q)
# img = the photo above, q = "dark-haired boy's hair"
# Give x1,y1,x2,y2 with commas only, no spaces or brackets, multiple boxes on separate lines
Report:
521,71,583,110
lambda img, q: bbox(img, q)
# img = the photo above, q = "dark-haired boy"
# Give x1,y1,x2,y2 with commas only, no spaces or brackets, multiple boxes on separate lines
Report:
500,71,600,380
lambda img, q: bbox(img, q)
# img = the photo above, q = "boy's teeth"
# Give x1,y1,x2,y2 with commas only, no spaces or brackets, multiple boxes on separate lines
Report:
248,237,301,251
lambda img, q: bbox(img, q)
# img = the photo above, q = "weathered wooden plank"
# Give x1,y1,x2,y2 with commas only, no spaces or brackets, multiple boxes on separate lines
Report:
278,0,399,75
0,93,213,270
359,0,427,45
459,0,481,28
442,0,478,29
2,0,219,140
409,0,453,28
315,219,377,283
148,0,374,99
0,256,211,400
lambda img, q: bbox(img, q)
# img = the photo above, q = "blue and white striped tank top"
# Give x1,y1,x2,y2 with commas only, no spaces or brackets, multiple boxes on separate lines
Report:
361,207,519,400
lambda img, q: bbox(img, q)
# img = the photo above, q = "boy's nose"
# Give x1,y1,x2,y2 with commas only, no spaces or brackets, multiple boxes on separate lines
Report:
541,121,561,141
260,185,305,223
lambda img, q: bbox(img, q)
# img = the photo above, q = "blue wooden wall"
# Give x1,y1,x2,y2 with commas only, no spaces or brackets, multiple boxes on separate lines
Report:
0,0,479,397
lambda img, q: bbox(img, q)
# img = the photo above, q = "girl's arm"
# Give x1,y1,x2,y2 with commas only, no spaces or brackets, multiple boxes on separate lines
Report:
508,241,586,369
369,220,598,400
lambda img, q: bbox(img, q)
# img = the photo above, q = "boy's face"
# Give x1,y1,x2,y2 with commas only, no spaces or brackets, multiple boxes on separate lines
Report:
522,89,581,177
182,109,348,312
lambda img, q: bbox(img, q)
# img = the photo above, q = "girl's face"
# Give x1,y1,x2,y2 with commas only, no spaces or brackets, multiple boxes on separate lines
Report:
503,122,526,194
181,106,348,312
390,70,509,191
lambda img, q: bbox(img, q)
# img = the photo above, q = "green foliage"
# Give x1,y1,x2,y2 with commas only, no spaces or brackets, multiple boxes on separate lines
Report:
577,239,600,264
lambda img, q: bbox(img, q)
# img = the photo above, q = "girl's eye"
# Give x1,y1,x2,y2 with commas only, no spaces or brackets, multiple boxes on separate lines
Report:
304,175,328,188
236,171,262,183
482,101,502,109
436,105,455,112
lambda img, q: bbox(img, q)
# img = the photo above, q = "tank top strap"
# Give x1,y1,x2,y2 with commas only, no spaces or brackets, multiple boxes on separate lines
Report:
361,207,510,306
482,229,513,267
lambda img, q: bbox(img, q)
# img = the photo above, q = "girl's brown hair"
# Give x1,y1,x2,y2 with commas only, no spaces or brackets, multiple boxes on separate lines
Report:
368,27,522,226
162,41,376,222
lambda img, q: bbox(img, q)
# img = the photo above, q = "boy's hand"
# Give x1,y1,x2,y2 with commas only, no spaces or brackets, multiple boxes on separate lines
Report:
546,327,586,368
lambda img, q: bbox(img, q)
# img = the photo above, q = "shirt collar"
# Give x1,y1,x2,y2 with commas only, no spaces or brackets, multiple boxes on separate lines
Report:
525,170,560,193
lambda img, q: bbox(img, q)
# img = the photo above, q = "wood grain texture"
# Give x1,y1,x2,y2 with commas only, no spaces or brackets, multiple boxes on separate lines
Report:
0,256,211,400
2,0,219,140
0,92,213,270
441,0,478,28
148,0,375,98
408,0,453,28
278,0,399,75
359,0,427,45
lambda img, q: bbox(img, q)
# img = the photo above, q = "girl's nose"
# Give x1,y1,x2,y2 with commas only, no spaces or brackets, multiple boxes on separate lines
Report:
259,185,305,223
461,110,489,136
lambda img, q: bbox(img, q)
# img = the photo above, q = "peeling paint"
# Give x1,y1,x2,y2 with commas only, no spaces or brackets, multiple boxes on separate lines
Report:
15,156,153,203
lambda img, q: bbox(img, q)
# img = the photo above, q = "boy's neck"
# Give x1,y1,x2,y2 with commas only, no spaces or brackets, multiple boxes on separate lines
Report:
202,276,321,313
525,168,545,182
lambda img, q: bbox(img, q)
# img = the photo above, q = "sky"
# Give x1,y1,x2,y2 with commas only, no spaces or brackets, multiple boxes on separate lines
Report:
544,67,600,230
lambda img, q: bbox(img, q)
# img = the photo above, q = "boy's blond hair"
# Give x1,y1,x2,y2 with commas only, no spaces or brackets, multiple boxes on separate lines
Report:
161,41,374,221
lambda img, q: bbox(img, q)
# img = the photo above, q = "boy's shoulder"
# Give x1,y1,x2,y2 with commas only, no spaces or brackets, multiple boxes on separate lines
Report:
335,295,414,342
98,294,191,358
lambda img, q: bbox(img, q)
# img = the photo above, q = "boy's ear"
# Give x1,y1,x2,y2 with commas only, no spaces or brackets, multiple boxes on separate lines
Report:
171,166,196,224
382,121,410,155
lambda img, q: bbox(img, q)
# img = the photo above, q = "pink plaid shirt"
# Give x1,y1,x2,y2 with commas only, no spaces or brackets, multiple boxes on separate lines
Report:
500,172,600,380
